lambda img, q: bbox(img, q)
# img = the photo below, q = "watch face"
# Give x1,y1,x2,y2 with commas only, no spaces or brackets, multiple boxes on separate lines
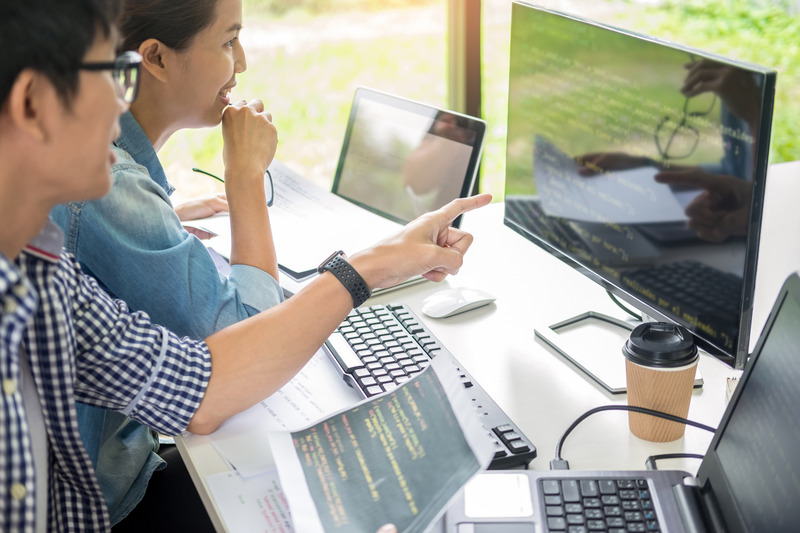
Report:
318,250,344,272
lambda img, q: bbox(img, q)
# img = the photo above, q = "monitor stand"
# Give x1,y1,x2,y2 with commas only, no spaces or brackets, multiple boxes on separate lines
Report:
535,311,704,394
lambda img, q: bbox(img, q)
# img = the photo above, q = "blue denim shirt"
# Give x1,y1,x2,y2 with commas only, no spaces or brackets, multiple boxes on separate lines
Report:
50,111,283,524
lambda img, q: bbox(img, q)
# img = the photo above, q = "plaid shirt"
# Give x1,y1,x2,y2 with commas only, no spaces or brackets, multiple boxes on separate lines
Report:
0,222,212,532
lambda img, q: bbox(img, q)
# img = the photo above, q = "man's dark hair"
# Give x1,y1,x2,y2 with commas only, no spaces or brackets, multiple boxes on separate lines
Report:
0,0,119,106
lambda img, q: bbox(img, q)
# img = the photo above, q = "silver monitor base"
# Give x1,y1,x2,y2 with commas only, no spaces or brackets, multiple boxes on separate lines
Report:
535,311,703,394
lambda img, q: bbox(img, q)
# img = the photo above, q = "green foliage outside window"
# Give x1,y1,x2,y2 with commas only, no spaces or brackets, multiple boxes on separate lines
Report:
164,0,799,204
623,0,800,164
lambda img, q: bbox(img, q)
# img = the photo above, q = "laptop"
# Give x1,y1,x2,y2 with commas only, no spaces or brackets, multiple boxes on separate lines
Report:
440,272,800,532
270,87,486,283
331,87,485,225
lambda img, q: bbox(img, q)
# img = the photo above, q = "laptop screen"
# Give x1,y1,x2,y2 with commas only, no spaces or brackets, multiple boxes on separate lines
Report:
700,274,800,532
331,88,486,226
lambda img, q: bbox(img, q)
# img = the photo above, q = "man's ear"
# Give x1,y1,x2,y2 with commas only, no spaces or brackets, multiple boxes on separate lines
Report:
5,69,50,142
138,38,171,83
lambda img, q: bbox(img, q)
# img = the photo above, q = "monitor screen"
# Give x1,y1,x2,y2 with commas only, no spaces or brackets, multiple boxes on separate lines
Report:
503,2,776,368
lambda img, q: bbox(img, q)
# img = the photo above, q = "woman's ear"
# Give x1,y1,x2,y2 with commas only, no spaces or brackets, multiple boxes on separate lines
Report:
138,38,171,83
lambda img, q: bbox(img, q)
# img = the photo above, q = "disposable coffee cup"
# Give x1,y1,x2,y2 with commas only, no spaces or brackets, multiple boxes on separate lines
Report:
622,322,698,442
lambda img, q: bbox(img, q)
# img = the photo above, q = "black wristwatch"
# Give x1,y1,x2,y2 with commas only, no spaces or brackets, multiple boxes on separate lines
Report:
317,250,372,308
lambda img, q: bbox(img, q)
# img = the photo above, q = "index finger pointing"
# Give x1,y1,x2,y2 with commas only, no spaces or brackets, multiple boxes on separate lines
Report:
436,193,492,225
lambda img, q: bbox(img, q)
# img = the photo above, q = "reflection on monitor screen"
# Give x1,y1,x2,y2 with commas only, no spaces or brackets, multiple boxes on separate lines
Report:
503,2,776,369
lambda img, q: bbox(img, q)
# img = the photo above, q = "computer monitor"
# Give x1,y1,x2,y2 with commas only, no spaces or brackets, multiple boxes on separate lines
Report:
503,2,776,377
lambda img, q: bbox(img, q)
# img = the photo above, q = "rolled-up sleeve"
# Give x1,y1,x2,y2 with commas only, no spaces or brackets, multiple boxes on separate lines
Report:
229,263,283,313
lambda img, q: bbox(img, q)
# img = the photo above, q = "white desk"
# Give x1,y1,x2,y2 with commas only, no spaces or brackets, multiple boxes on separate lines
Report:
175,196,765,532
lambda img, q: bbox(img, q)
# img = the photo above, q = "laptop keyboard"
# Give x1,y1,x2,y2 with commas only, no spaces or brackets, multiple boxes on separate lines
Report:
541,478,660,532
324,303,537,469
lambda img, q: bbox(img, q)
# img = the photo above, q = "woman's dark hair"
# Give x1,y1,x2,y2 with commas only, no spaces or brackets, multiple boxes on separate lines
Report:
0,0,119,106
119,0,218,53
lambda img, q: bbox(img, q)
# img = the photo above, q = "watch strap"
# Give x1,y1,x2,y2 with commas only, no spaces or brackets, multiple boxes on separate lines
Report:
318,252,372,308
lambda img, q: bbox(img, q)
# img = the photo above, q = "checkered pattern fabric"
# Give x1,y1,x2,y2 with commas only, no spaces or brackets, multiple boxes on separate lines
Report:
0,222,211,532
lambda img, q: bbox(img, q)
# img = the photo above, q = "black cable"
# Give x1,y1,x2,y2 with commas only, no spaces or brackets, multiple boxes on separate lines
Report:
606,290,642,321
552,405,716,468
645,453,705,471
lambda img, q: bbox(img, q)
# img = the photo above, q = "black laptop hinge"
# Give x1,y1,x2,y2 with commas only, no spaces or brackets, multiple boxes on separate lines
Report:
673,480,729,533
672,482,708,533
698,483,728,533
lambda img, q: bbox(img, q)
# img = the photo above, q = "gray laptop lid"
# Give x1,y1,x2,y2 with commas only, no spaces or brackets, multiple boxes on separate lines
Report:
331,87,486,227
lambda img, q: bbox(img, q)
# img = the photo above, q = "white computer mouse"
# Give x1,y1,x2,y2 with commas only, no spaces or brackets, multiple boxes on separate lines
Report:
420,287,496,319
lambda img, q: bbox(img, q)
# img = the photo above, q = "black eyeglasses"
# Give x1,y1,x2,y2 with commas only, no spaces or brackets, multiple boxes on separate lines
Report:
191,167,275,207
79,51,142,104
654,93,718,161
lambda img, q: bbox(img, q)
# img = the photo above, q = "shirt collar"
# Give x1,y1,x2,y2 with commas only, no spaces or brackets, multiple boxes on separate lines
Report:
113,111,174,196
23,221,64,264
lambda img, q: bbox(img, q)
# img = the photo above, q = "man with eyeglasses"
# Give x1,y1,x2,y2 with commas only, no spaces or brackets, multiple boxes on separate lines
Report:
0,0,486,531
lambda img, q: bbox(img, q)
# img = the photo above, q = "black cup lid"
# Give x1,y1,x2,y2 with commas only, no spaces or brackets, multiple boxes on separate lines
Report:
622,322,698,368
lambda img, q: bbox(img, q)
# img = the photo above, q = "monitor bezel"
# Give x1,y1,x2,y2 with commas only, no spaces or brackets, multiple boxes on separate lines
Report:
503,2,777,369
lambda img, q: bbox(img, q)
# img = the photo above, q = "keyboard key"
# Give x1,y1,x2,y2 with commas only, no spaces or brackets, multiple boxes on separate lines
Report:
606,517,624,528
326,332,364,371
542,480,560,495
562,480,580,502
584,509,603,519
580,480,599,497
599,480,617,494
583,498,601,508
507,440,531,453
566,514,585,525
